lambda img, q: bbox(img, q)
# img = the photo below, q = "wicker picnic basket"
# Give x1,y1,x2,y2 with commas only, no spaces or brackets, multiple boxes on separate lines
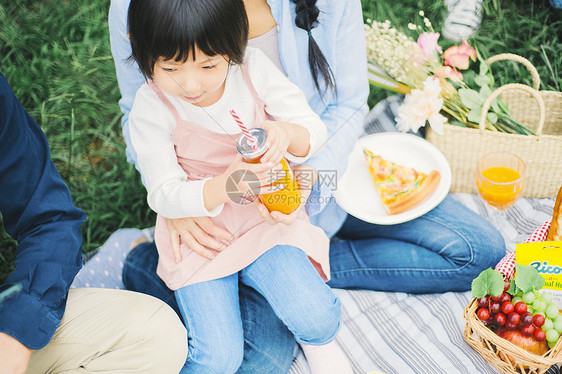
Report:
426,54,562,198
464,298,562,374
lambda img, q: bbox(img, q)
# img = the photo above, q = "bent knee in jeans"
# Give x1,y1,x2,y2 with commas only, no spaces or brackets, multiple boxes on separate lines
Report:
241,245,343,347
292,292,342,346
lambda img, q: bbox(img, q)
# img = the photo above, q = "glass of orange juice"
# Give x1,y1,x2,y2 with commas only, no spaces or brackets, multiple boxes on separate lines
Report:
476,152,526,211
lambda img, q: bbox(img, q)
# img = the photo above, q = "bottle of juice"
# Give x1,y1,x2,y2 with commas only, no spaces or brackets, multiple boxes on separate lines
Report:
235,128,301,214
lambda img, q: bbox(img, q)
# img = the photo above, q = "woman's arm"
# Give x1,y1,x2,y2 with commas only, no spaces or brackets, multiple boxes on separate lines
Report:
108,0,145,166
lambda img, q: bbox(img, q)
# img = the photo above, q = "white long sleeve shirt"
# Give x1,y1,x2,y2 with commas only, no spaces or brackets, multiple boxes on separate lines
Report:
129,47,327,219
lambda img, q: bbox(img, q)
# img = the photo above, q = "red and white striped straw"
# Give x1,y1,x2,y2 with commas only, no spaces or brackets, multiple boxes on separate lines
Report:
230,109,257,150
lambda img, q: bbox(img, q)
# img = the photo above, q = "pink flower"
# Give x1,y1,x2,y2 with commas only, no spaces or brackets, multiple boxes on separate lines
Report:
434,66,463,82
417,32,442,60
442,41,477,70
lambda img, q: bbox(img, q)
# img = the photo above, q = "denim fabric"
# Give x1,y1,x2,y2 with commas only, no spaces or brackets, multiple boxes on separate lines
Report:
123,242,296,374
175,245,340,374
327,196,506,293
122,241,181,315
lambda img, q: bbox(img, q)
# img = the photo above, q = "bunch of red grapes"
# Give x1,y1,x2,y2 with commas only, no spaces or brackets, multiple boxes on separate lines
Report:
476,279,547,342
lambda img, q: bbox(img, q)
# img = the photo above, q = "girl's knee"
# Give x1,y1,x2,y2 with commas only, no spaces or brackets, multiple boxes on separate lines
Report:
294,295,342,345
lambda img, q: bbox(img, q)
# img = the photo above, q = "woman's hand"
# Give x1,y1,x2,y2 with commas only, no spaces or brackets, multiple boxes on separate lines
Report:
165,217,233,261
0,333,32,374
257,164,318,225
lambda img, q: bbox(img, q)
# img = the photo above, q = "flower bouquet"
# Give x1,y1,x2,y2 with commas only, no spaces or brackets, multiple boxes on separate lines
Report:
364,12,533,135
364,12,562,198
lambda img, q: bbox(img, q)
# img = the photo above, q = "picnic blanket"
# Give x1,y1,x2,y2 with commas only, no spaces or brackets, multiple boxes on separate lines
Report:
71,193,555,374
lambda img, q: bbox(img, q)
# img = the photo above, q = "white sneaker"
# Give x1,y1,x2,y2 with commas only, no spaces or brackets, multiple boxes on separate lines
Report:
442,0,483,42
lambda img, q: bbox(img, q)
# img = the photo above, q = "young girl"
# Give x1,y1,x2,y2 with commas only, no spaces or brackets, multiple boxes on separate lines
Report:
127,0,352,373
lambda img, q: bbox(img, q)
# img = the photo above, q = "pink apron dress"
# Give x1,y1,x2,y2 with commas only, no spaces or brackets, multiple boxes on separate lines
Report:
149,64,330,290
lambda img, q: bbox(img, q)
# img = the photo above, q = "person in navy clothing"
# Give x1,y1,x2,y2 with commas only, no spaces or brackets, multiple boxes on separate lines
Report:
0,72,187,374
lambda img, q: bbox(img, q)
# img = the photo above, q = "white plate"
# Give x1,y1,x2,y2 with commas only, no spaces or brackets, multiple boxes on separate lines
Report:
333,132,452,225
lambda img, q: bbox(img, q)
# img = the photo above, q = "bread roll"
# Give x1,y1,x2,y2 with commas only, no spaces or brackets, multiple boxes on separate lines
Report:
546,185,562,241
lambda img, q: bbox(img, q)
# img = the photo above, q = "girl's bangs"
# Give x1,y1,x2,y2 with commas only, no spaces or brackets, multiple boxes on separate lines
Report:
152,5,240,63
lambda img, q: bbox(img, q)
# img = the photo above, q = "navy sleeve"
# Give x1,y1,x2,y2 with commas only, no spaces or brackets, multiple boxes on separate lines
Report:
0,73,86,349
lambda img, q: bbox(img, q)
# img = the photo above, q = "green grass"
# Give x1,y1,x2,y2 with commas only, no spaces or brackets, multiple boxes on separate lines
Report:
0,0,154,279
0,0,560,278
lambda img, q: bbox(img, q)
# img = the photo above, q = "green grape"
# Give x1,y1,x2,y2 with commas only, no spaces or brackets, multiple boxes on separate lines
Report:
544,318,555,331
511,296,523,305
546,304,560,319
546,329,560,343
522,291,536,304
541,292,554,304
554,319,562,333
533,299,547,311
549,340,557,349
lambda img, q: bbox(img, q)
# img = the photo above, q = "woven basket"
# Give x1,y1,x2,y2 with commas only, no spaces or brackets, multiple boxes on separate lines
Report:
426,54,562,198
464,298,562,373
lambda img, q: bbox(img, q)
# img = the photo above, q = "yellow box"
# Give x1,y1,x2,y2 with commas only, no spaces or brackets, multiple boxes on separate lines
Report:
516,241,562,307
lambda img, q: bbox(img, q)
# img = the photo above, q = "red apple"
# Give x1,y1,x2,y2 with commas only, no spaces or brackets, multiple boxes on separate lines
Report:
497,327,549,366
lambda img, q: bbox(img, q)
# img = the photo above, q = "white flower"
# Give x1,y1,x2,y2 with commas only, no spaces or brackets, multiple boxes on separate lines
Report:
364,20,422,85
408,23,417,30
395,77,447,134
419,10,425,17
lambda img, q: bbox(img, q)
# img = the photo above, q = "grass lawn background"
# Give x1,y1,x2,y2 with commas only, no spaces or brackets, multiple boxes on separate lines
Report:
0,0,560,278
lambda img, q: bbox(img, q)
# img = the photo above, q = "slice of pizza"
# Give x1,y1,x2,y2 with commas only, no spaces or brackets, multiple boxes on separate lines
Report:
363,148,441,215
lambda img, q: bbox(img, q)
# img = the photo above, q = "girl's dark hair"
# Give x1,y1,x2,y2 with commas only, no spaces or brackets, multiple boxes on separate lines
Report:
128,0,248,79
291,0,335,96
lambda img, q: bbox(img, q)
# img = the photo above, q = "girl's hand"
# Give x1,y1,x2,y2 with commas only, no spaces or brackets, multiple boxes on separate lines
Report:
257,164,318,225
165,216,233,261
259,120,311,163
223,154,286,197
259,120,291,164
204,154,285,211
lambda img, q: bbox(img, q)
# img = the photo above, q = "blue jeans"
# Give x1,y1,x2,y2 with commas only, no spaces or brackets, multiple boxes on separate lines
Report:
123,241,296,374
175,245,340,374
328,196,506,293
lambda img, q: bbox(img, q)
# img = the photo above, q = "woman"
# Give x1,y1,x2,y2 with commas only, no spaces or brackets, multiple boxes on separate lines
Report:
108,0,505,371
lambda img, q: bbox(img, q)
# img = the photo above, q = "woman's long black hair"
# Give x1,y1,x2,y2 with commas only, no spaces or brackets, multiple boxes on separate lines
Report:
128,0,248,79
291,0,335,96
